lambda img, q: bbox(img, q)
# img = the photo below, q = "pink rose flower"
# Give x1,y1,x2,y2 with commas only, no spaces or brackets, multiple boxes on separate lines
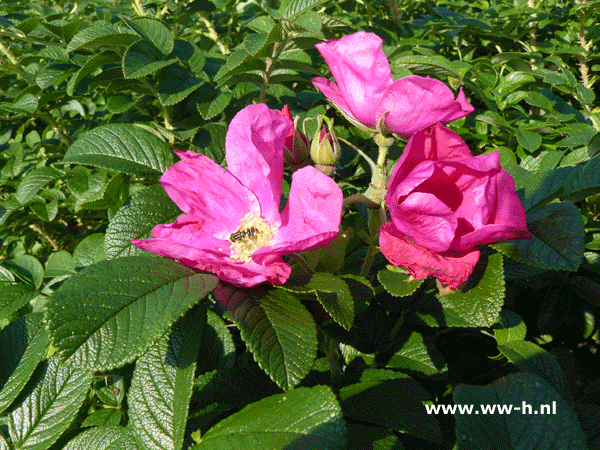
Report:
132,104,343,287
312,31,474,138
379,123,532,289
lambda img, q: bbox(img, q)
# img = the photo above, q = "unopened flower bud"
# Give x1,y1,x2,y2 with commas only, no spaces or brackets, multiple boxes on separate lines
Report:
281,105,309,167
310,115,341,174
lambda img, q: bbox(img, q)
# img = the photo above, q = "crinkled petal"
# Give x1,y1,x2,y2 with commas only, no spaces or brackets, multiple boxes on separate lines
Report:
379,222,480,290
132,218,291,287
225,104,292,225
132,223,229,271
163,150,258,236
379,77,474,136
387,124,472,206
256,166,343,258
393,192,458,252
187,253,291,287
453,166,532,249
314,31,392,128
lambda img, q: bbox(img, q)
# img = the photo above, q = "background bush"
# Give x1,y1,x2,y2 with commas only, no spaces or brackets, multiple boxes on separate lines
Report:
1,0,599,449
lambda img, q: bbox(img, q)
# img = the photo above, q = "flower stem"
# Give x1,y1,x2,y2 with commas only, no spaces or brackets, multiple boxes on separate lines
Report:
133,0,145,16
197,13,229,55
338,137,376,172
359,240,378,277
259,39,286,104
342,193,377,209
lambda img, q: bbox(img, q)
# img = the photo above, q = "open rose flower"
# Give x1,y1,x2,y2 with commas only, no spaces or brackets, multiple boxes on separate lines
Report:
312,31,474,138
379,123,532,289
132,104,343,287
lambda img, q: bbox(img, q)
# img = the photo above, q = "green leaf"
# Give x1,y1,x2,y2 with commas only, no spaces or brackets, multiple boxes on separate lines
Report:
107,94,137,113
67,51,120,96
197,91,233,121
105,184,181,259
437,253,504,327
42,21,81,42
280,0,330,19
390,55,471,79
517,128,542,152
192,123,228,164
46,256,217,370
410,254,504,328
0,283,36,323
64,427,139,450
0,314,49,415
498,340,569,401
0,93,39,114
67,22,140,52
193,386,345,449
80,408,122,428
223,288,317,390
128,306,205,450
123,17,174,55
35,63,77,89
563,155,600,202
385,332,446,376
282,273,354,330
197,309,236,373
63,123,173,178
577,84,595,104
492,201,585,271
123,40,177,79
512,164,578,211
493,310,526,345
173,40,206,75
15,18,41,35
30,197,58,222
292,11,322,35
343,423,403,450
454,373,586,450
8,356,93,450
378,266,425,297
1,254,45,289
157,64,204,106
73,233,106,269
340,380,442,443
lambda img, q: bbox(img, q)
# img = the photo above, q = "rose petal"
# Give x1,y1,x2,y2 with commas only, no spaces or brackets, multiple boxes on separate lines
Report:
133,219,290,287
311,77,355,119
189,253,291,287
379,222,480,290
163,150,258,235
393,191,458,252
387,124,472,205
314,31,392,128
256,166,343,258
379,77,474,137
453,165,532,249
225,104,292,225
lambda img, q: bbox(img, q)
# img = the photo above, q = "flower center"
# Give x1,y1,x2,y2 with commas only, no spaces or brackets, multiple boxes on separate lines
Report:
228,213,275,262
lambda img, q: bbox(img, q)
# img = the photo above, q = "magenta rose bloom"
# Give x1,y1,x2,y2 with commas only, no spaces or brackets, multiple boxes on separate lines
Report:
379,123,532,289
132,104,343,287
312,31,474,138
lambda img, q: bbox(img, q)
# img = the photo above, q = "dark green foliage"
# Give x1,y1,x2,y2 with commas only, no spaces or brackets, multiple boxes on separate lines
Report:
1,1,600,449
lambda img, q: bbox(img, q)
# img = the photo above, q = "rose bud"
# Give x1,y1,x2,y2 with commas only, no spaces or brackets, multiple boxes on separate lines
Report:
310,115,341,176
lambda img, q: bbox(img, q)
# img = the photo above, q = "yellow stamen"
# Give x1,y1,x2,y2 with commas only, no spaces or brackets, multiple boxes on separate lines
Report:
229,213,275,262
